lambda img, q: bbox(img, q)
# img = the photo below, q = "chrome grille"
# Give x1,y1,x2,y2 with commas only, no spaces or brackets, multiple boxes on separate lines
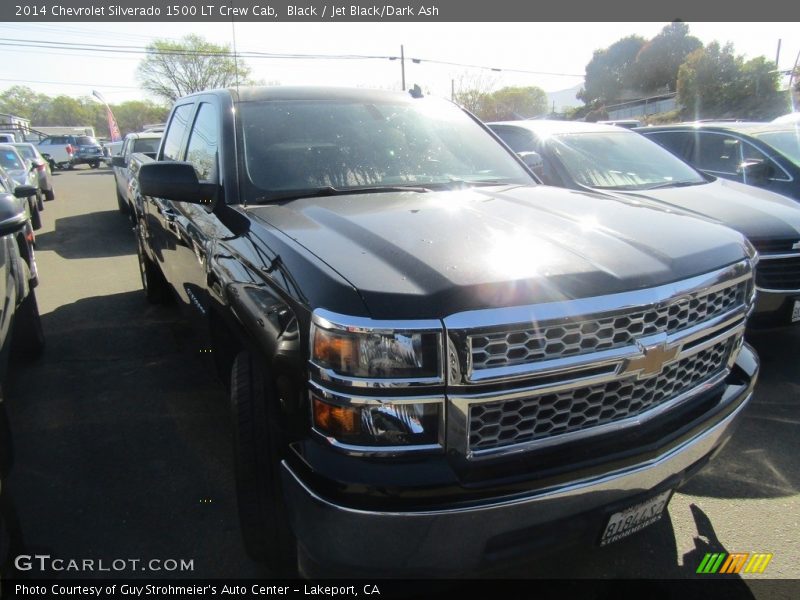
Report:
470,281,747,372
468,338,735,452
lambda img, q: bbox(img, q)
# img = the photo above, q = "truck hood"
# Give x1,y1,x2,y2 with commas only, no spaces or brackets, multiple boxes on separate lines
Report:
247,185,750,319
612,178,800,245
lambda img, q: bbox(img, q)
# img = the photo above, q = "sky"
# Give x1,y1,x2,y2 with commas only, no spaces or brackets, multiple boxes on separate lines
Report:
0,21,798,107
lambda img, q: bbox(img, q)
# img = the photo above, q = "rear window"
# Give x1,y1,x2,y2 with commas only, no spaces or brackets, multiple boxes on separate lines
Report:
133,138,161,154
75,136,99,146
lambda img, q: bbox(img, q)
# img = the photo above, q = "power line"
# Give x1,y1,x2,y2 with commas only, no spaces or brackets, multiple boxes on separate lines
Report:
0,37,584,78
0,77,141,90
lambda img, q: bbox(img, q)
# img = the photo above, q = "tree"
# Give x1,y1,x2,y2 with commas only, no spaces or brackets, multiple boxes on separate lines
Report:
0,85,50,122
452,72,497,115
112,101,170,135
481,86,547,121
632,22,702,93
578,35,645,106
677,42,785,120
137,34,252,103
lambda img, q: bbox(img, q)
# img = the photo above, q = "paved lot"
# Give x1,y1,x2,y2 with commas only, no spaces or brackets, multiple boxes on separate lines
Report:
3,169,799,590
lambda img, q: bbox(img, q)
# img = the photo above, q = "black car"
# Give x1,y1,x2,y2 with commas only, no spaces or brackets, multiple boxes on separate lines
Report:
488,119,800,328
636,122,800,201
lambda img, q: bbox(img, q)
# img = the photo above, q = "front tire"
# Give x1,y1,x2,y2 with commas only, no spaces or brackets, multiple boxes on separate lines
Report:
230,352,297,575
36,190,44,212
136,231,167,303
116,189,128,214
12,290,44,360
29,203,42,231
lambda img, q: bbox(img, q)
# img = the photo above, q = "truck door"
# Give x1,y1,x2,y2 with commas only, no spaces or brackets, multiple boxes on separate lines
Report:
164,99,226,323
145,102,194,296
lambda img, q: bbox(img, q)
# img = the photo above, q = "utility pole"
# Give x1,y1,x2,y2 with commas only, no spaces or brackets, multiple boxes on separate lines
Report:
400,45,406,90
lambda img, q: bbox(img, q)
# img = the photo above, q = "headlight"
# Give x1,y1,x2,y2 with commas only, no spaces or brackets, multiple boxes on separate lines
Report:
310,310,442,381
309,310,444,452
311,391,441,448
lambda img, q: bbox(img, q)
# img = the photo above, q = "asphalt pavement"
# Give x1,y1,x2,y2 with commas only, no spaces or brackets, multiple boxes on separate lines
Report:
3,168,799,592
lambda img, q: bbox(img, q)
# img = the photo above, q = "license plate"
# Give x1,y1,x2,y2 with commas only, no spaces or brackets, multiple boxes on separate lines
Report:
792,300,800,323
599,490,671,546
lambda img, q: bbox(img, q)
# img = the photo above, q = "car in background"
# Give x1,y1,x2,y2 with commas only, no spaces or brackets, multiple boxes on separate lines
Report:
488,119,800,328
598,119,641,129
36,135,75,170
636,122,800,201
69,135,104,169
0,134,16,144
0,146,42,230
10,143,54,202
112,131,162,214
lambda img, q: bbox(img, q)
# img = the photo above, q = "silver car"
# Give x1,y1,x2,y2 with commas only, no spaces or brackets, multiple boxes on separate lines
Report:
0,145,42,229
11,143,54,202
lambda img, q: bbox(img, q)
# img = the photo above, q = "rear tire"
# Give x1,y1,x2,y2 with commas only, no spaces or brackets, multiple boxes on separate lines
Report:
12,290,44,360
136,230,167,303
67,162,74,171
44,189,54,201
29,204,42,231
116,189,128,214
90,162,99,169
230,352,297,575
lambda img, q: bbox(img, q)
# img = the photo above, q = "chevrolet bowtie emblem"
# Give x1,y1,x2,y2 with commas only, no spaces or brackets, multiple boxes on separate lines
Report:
621,339,681,379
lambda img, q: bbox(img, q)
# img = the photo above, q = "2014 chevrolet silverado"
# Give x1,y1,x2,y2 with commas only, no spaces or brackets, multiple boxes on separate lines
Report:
131,87,759,576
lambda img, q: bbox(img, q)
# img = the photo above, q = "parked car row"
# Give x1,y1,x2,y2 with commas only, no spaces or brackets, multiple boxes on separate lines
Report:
112,86,769,576
488,119,800,328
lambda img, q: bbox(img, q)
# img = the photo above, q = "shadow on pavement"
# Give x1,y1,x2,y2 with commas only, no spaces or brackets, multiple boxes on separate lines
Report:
34,210,135,259
679,329,800,500
3,291,266,579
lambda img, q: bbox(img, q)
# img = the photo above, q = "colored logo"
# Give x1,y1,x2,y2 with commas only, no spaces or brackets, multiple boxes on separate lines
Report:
696,552,773,574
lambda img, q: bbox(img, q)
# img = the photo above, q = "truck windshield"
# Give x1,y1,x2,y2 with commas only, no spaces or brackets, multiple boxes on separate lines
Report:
239,96,533,198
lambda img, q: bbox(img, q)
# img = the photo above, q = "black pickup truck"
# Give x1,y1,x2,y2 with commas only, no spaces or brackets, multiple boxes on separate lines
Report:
131,87,760,576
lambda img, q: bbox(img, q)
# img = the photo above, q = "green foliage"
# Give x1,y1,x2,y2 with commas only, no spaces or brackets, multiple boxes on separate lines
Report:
632,22,702,93
137,34,252,103
578,35,645,105
112,101,170,135
0,86,169,137
481,86,548,121
454,84,548,121
677,42,785,120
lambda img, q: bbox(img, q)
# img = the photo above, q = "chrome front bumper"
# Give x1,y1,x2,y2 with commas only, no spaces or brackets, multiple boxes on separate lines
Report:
283,345,757,575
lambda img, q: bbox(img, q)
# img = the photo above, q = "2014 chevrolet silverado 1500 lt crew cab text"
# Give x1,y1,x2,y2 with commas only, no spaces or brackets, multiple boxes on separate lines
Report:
131,87,759,576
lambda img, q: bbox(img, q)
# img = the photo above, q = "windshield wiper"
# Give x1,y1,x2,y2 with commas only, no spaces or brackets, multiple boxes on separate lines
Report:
251,184,430,205
640,180,705,190
424,178,518,190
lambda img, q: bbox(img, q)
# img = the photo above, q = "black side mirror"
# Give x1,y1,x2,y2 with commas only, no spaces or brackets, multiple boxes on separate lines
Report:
13,185,37,199
111,156,126,168
0,192,27,236
518,151,545,180
737,159,772,184
139,161,216,205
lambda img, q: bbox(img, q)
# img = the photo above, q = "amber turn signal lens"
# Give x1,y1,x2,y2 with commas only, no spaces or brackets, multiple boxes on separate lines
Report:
313,329,356,371
313,397,360,437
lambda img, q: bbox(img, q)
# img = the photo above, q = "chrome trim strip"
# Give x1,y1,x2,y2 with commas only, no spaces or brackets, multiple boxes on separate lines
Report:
312,308,442,333
462,369,732,460
309,381,445,406
308,362,444,389
443,261,750,331
756,286,800,294
309,431,443,457
757,252,800,260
